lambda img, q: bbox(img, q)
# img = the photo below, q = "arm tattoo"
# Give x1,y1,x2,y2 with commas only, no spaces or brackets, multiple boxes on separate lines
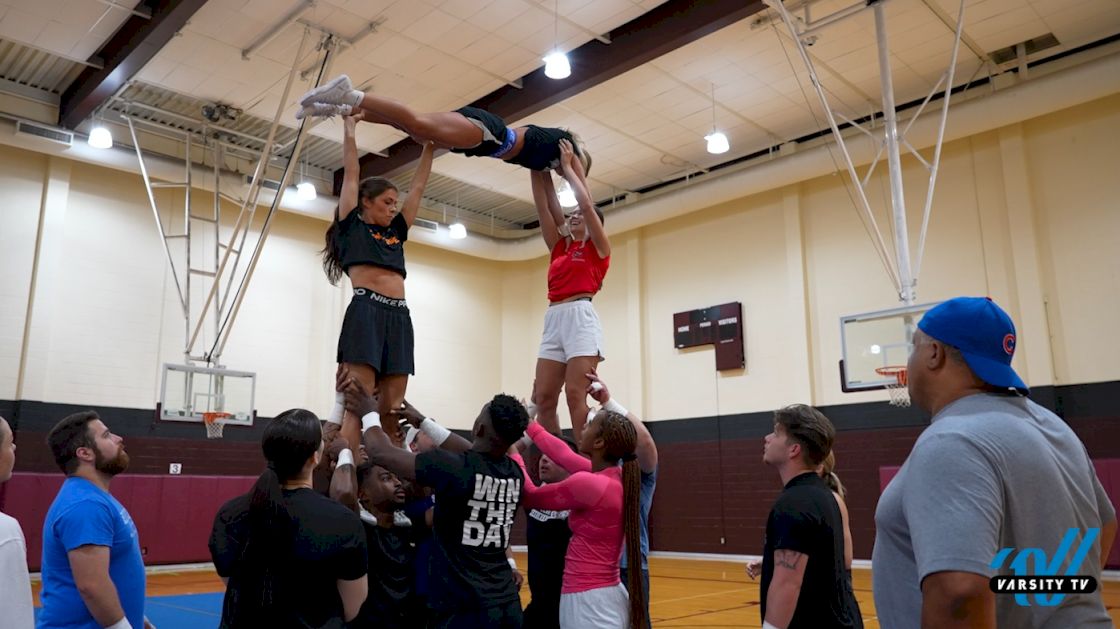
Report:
775,549,804,570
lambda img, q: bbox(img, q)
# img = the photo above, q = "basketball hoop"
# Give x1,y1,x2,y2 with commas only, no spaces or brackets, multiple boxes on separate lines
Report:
875,366,910,407
202,412,232,439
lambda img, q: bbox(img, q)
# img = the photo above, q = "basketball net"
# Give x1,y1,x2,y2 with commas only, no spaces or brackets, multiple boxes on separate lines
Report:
202,412,232,439
876,366,910,407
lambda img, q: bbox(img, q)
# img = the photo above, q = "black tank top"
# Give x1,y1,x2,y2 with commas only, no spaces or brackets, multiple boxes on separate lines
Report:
337,209,409,278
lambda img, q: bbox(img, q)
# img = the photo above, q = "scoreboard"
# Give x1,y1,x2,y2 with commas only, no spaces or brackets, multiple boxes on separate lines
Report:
673,302,745,371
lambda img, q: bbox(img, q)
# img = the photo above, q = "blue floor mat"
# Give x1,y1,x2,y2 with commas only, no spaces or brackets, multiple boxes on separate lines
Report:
145,593,223,629
36,592,223,629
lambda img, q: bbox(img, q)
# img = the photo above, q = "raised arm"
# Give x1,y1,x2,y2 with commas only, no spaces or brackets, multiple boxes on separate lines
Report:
511,452,604,512
530,170,567,252
527,422,591,474
399,142,435,227
587,373,656,473
338,112,364,222
559,139,609,258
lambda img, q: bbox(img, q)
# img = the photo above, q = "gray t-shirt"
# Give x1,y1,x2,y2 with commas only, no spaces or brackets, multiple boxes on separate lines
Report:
872,393,1115,629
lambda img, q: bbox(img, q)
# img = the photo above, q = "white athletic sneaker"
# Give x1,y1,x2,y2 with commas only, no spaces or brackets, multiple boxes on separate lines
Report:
298,74,360,107
295,102,352,120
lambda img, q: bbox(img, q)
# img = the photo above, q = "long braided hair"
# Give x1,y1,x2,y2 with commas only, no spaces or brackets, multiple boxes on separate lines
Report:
597,410,645,628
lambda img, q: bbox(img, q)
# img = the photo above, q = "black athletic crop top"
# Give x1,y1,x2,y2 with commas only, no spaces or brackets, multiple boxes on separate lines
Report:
337,209,409,278
509,126,575,171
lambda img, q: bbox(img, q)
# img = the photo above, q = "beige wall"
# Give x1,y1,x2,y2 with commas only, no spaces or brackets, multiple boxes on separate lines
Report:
3,94,1117,428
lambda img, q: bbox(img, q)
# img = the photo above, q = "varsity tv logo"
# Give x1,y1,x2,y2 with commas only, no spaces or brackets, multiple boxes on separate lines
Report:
989,527,1100,606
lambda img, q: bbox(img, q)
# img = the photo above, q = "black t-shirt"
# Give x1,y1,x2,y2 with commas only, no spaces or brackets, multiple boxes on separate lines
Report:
355,518,420,629
337,210,409,278
209,488,367,629
415,449,523,612
760,472,862,629
523,506,572,628
509,126,575,171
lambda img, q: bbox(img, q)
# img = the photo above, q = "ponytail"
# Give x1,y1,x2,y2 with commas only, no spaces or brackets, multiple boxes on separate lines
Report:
232,409,321,623
322,214,344,286
598,410,646,629
241,466,291,616
621,456,646,628
825,471,846,499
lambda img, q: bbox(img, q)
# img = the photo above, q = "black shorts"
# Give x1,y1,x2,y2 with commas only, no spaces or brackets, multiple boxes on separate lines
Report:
337,289,414,376
452,106,509,157
430,599,522,629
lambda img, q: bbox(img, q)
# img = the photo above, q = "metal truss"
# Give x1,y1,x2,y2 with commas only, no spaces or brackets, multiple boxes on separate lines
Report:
769,0,967,304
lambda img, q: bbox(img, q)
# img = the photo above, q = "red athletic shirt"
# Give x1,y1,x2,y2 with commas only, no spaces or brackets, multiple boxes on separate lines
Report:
547,238,610,302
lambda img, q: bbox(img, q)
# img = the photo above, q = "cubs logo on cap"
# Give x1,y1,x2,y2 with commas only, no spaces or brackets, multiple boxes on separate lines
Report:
1002,333,1016,356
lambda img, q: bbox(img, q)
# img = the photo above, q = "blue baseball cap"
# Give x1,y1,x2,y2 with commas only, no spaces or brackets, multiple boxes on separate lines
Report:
917,297,1028,394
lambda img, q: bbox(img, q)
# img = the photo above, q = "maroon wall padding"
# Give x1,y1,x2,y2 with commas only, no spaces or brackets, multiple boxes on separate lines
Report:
10,432,265,477
648,419,1120,565
1092,459,1120,568
2,473,255,571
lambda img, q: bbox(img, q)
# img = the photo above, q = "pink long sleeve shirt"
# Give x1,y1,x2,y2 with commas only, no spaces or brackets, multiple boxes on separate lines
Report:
512,422,623,594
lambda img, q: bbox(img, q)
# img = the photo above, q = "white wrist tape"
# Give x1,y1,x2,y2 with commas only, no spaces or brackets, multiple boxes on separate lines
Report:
327,391,344,425
762,622,780,629
603,398,629,417
507,557,518,570
525,400,538,419
105,618,133,629
517,434,533,450
361,411,380,432
420,417,451,445
336,448,354,468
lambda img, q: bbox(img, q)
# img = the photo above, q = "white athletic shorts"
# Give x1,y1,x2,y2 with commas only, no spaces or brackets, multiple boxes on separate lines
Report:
559,583,630,629
538,299,604,363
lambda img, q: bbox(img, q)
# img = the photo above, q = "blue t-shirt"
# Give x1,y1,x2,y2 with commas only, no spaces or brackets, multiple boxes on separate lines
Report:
38,477,146,629
620,466,657,570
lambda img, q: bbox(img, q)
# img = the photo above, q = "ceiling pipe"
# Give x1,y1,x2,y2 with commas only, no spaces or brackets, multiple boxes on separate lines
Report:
1,50,1117,262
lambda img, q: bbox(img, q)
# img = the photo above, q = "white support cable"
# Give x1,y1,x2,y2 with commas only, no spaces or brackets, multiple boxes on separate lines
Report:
899,137,932,170
913,0,967,282
187,28,315,358
769,2,902,292
126,114,188,316
210,40,336,361
900,74,947,139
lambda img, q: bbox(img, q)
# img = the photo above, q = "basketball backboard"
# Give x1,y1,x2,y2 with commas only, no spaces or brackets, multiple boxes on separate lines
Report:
839,302,941,392
159,363,255,425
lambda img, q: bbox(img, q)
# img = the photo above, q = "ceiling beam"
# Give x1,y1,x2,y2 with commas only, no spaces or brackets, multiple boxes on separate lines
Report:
342,0,767,187
58,0,209,130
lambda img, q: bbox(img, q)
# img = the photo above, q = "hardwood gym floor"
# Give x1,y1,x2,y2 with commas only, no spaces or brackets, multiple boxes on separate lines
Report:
30,554,1120,627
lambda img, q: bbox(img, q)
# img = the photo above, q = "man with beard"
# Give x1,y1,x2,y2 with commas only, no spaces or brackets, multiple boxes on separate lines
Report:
39,411,152,629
